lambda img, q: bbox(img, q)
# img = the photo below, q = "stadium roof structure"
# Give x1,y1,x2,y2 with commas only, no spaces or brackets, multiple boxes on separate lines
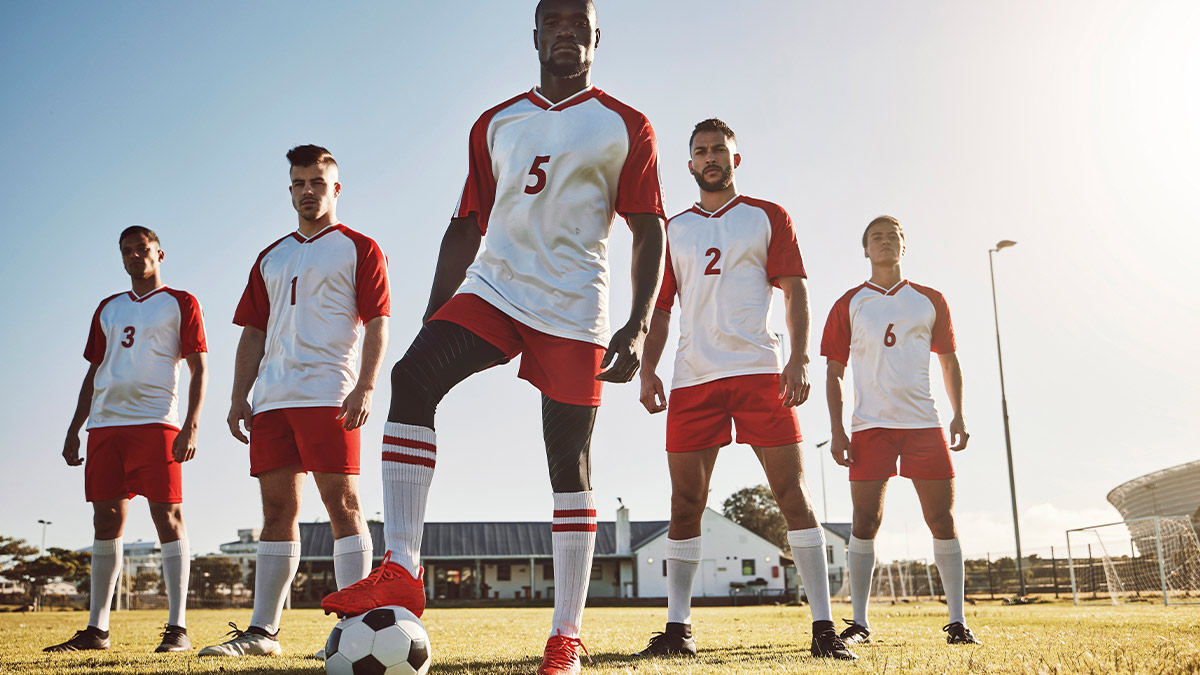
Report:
1106,460,1200,521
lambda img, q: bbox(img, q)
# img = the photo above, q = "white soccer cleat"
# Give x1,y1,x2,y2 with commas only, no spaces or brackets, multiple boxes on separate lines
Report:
313,646,326,659
197,622,282,656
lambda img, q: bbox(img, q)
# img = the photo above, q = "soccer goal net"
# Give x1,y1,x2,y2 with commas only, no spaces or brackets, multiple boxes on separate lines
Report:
1066,516,1200,605
834,558,937,603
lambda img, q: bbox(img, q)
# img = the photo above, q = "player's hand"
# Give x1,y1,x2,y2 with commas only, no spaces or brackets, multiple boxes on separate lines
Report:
948,414,969,451
172,425,199,463
639,371,667,414
779,356,811,407
337,386,372,430
63,434,83,466
831,427,853,467
228,399,253,445
597,322,645,383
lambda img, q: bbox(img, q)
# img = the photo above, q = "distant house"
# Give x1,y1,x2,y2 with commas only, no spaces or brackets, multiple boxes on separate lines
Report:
265,507,849,603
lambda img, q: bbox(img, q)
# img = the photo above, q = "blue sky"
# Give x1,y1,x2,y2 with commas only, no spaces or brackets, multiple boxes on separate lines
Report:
2,1,1196,564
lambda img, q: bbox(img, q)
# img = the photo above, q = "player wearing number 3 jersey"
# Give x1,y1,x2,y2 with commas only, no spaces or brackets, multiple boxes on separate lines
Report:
821,216,980,647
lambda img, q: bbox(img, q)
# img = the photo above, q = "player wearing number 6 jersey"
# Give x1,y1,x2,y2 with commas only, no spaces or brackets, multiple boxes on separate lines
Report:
320,2,665,673
200,145,390,658
634,119,854,661
821,216,980,646
48,226,207,654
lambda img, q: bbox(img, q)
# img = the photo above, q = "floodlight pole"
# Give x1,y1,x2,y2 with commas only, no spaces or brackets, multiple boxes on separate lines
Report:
989,241,1026,596
37,519,51,556
816,440,830,524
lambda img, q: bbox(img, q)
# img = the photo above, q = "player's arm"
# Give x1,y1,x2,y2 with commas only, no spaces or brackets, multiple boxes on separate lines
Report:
777,276,812,407
172,352,208,462
423,215,483,323
228,326,266,444
597,213,665,383
826,359,852,466
638,308,670,413
939,351,969,450
338,316,389,430
63,363,99,467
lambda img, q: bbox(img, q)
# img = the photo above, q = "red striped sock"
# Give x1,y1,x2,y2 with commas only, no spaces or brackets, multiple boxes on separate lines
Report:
551,491,596,638
382,422,435,575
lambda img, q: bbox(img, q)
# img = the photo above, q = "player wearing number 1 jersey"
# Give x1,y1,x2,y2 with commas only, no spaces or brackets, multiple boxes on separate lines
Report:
634,119,854,662
200,145,390,658
821,216,980,646
320,2,665,673
48,226,208,654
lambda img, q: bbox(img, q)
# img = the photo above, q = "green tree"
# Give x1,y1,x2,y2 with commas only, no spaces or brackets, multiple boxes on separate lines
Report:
722,484,788,550
129,570,160,594
8,548,91,605
190,557,244,599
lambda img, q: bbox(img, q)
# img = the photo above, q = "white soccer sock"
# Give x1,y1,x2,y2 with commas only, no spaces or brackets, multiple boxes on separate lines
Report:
333,534,373,589
550,491,596,639
847,535,876,628
665,536,702,625
88,537,123,631
161,537,189,628
933,537,966,625
249,540,301,634
788,528,833,623
382,422,435,576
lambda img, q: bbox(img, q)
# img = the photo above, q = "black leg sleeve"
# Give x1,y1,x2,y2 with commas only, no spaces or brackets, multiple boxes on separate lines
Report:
388,320,507,428
542,394,598,493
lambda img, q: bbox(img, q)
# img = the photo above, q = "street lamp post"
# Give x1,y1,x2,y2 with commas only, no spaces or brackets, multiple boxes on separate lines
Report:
37,520,51,556
815,440,830,524
988,240,1026,596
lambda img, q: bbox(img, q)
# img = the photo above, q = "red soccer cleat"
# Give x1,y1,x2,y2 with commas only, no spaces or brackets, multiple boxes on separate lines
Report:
321,551,426,618
537,631,589,675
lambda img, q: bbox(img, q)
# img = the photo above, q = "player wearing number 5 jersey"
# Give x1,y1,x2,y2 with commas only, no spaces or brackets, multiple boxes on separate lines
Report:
201,145,390,658
320,2,665,673
48,226,207,654
821,216,980,647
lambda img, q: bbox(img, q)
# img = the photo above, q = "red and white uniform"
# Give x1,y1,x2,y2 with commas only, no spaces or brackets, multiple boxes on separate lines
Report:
84,287,207,429
820,280,956,431
454,86,664,346
233,224,390,413
655,196,806,389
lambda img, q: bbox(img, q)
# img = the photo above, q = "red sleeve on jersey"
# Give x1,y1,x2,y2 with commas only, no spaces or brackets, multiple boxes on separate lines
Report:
454,95,527,233
168,290,208,356
233,258,270,332
353,235,392,323
820,289,857,365
83,294,121,364
759,201,806,286
911,283,957,353
597,95,665,221
654,244,677,313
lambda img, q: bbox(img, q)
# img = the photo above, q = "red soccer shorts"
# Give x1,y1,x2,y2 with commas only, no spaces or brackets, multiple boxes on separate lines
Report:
85,424,182,503
431,292,605,406
249,407,360,476
848,427,954,481
666,374,802,452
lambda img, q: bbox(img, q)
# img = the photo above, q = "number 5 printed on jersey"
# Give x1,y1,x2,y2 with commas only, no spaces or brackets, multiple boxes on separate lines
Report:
525,155,551,195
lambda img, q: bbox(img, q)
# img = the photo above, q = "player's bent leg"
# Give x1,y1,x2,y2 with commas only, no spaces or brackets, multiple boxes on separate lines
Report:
149,501,190,649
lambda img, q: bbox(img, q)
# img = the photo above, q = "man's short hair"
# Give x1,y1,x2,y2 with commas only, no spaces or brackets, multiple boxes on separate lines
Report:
690,118,736,150
119,225,159,246
862,215,904,248
286,144,337,169
535,0,596,24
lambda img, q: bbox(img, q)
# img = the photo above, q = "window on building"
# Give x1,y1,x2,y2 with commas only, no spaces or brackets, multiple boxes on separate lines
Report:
591,562,603,580
543,562,554,581
827,545,834,564
742,559,756,576
662,559,667,577
497,563,511,581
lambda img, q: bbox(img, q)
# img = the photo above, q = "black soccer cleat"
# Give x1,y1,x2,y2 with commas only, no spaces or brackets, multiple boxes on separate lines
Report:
838,618,872,645
811,628,858,660
943,622,981,645
44,626,110,652
634,622,697,657
155,624,191,652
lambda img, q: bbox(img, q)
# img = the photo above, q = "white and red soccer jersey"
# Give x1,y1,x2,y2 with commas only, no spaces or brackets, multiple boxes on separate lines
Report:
84,287,207,430
453,86,664,345
820,280,956,431
233,224,390,414
655,195,807,389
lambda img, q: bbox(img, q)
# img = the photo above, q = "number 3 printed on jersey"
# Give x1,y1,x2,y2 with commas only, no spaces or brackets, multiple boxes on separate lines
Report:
525,155,551,195
121,326,136,348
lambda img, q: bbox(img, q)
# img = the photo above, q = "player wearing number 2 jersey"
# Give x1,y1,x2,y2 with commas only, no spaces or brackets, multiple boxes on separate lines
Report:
201,145,390,658
634,119,854,662
321,2,665,673
49,226,207,654
821,216,980,647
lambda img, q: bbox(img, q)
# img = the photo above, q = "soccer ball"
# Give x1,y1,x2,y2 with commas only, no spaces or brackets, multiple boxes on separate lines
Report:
325,606,431,675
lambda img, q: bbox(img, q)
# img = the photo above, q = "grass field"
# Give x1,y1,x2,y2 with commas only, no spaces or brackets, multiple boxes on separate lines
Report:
3,600,1199,674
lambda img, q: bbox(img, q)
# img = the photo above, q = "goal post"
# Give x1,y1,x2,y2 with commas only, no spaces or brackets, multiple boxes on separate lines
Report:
1066,515,1200,606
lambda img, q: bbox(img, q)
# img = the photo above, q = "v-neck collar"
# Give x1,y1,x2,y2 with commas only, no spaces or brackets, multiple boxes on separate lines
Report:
690,194,743,219
128,285,167,303
527,85,599,111
864,279,909,296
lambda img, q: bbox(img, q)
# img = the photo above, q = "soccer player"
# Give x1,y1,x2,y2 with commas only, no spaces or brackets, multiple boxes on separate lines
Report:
633,119,855,661
199,145,390,657
47,226,208,654
320,1,665,673
821,216,981,646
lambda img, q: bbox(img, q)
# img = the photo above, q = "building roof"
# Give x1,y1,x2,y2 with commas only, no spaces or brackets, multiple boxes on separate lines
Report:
822,523,852,543
1106,460,1200,520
